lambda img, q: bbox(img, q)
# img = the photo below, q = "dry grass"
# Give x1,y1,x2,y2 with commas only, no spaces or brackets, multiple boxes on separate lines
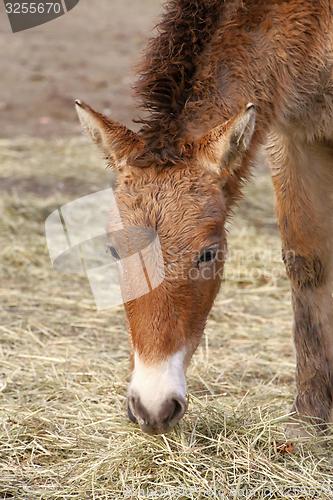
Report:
1,138,333,499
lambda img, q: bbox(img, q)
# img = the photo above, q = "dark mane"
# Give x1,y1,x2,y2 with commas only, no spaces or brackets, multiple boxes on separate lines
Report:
134,0,224,165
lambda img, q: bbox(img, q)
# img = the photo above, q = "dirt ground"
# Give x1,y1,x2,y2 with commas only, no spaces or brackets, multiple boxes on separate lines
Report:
0,0,162,138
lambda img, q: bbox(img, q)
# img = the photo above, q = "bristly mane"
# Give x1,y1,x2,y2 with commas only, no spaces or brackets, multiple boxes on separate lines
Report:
134,0,224,165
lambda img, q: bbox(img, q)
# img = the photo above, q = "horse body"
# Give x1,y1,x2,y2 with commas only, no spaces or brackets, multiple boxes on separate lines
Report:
76,0,333,434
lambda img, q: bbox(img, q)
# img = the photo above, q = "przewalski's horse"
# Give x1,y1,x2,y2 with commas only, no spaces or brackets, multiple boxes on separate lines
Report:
75,0,333,435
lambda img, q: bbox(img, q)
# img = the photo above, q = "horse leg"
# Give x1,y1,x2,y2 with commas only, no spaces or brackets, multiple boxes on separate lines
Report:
269,134,333,435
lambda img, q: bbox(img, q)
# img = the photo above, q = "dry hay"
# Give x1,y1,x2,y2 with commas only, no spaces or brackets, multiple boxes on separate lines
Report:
1,138,333,499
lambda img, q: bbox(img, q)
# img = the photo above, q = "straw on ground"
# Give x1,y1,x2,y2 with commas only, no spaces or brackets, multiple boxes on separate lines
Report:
1,139,333,499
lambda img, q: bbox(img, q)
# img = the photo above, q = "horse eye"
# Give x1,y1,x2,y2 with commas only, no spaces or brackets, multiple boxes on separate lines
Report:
198,247,218,267
107,245,121,261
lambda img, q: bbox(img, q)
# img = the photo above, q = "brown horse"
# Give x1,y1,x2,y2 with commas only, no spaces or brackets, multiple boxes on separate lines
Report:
75,0,333,435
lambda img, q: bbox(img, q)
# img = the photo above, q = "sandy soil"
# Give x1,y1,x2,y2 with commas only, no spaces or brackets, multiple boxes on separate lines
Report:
0,0,162,138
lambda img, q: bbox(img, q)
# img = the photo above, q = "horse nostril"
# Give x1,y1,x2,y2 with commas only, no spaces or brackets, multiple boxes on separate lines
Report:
127,398,138,423
127,394,187,432
171,398,185,421
128,395,150,426
160,397,186,425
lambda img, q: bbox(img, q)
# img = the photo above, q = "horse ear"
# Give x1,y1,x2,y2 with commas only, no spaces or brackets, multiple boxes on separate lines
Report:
198,103,256,174
75,100,142,168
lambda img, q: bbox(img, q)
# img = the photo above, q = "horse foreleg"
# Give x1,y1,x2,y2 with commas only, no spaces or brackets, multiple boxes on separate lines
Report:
269,135,333,435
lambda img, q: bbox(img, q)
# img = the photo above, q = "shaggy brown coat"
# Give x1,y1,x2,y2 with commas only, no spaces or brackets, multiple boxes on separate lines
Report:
76,0,333,435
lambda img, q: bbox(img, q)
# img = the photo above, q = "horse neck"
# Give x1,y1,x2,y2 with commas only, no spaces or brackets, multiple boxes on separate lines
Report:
184,0,330,140
183,0,331,209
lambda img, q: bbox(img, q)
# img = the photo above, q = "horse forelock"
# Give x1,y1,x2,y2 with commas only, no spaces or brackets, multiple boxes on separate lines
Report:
134,0,226,165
